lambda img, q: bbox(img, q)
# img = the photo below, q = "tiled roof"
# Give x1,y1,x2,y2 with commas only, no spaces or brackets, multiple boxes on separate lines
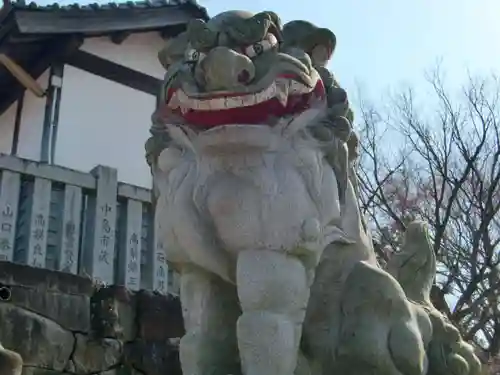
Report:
3,0,209,18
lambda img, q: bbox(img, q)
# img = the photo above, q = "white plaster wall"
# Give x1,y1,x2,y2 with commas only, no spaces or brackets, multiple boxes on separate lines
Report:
54,65,155,188
16,72,49,161
53,34,168,188
81,32,166,79
0,71,49,160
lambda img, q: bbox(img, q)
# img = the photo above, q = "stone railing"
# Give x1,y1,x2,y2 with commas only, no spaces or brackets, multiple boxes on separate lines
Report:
0,153,178,294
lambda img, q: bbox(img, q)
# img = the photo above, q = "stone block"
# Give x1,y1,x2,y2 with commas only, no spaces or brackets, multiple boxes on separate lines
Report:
0,303,74,371
124,340,181,375
8,285,90,332
136,291,184,340
22,369,72,375
0,261,93,295
72,333,122,374
90,286,136,340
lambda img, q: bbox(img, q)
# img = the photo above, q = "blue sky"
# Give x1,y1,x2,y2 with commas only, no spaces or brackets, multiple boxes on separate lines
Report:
203,0,500,103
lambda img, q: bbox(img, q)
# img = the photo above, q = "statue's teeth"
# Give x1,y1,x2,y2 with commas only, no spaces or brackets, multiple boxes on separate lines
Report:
170,77,316,113
275,79,288,106
277,92,288,107
180,103,189,114
241,93,257,107
176,90,190,105
168,92,181,109
206,98,221,110
289,80,303,94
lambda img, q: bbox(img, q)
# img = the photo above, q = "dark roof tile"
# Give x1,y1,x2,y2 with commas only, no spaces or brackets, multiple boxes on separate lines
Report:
7,0,208,18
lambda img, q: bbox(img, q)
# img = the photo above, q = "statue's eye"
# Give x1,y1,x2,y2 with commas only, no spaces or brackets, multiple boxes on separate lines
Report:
184,49,206,63
244,33,278,58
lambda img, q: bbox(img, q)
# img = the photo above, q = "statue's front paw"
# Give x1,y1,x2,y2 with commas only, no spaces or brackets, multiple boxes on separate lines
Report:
388,321,428,375
337,261,428,375
427,312,482,375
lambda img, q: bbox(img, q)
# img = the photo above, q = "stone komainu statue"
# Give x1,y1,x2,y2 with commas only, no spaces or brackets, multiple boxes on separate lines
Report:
145,10,482,375
0,342,22,375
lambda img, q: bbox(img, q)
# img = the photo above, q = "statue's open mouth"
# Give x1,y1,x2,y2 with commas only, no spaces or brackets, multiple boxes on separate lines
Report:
163,74,326,128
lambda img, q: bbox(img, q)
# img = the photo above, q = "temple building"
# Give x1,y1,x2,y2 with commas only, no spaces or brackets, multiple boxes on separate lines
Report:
0,0,208,187
0,0,208,292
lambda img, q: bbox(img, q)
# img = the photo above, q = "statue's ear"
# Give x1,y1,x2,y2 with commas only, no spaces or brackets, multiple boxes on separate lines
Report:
308,28,336,66
262,11,282,30
255,11,283,41
186,18,218,50
158,32,189,70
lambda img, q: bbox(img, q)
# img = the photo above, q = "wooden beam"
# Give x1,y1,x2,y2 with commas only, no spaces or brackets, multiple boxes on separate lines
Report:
41,62,64,164
0,53,45,96
159,24,188,40
0,36,83,115
49,62,64,164
11,93,24,156
7,34,49,44
14,6,199,35
65,50,161,96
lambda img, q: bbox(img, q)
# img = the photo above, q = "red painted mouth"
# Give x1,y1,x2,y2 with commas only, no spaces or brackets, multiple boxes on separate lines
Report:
157,75,326,129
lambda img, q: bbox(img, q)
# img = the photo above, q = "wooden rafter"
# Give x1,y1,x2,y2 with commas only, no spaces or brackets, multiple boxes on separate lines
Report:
65,50,161,96
0,36,83,115
0,53,45,97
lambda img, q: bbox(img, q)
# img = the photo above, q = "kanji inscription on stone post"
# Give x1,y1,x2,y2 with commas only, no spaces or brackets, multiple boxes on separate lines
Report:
27,178,51,268
87,165,117,285
59,185,82,274
0,171,20,261
152,225,168,295
118,199,143,290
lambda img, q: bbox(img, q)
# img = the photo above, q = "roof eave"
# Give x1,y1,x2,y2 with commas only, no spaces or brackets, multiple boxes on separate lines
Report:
12,5,202,35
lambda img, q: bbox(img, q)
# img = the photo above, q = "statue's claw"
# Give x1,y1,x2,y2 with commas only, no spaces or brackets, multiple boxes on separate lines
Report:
337,261,429,375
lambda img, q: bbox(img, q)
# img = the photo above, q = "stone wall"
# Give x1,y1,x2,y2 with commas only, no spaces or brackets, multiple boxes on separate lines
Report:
0,261,184,375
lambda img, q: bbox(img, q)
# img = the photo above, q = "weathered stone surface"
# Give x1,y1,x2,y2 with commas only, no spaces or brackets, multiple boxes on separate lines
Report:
0,342,23,375
91,288,121,339
22,368,72,375
124,340,180,375
0,302,74,371
0,261,92,295
90,286,136,340
136,291,184,340
0,261,188,375
72,333,122,373
9,285,90,332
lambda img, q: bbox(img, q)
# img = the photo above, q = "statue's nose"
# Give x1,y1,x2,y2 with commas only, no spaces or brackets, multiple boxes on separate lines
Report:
200,47,256,91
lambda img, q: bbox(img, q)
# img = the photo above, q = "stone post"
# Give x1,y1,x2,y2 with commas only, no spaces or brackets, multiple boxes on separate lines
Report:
81,165,117,286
